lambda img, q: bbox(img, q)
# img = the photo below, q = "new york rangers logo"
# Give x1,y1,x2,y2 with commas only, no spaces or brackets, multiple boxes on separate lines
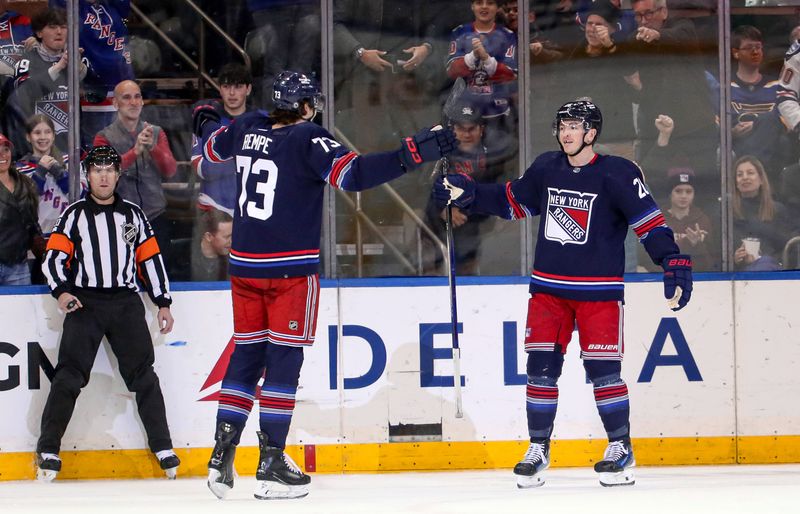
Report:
545,188,597,245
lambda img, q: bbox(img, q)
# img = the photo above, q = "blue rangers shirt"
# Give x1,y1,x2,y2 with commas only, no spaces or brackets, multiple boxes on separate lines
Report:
202,112,417,279
470,151,680,301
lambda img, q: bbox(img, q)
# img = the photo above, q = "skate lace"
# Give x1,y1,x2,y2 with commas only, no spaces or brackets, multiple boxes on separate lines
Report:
282,452,303,474
40,452,61,463
522,442,546,464
603,441,627,462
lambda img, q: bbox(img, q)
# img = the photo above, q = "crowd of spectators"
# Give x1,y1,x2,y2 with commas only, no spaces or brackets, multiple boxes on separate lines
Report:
2,0,800,285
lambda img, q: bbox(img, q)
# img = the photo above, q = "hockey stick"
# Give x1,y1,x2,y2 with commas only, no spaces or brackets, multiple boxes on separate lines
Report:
440,77,466,419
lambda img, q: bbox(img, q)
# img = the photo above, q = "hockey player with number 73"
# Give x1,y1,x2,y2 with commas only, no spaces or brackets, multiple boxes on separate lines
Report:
192,70,456,500
434,100,693,488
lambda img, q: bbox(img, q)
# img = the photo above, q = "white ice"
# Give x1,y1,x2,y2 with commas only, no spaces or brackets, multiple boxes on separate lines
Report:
2,465,799,514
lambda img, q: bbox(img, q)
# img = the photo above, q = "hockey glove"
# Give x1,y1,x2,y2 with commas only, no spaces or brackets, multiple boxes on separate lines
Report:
399,126,457,169
192,101,223,138
662,254,693,311
433,173,476,210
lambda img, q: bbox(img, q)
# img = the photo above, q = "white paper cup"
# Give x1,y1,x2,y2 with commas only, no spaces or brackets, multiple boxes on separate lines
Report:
742,237,761,259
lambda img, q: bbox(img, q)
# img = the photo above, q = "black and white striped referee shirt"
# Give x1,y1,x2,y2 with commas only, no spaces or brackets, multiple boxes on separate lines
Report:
42,193,172,308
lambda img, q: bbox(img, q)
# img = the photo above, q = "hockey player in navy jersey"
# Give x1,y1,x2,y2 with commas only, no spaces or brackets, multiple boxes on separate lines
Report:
434,100,693,488
193,70,456,500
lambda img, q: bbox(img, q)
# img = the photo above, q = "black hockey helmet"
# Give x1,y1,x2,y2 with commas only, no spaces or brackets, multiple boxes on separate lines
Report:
84,145,121,172
552,100,603,140
272,70,325,114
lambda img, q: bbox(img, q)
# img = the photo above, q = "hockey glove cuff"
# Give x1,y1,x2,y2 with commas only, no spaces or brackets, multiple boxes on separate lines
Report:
662,254,693,311
192,102,223,138
433,173,476,210
399,126,457,169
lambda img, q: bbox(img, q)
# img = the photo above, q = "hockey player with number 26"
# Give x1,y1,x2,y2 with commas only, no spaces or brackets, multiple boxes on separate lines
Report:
434,100,692,488
193,70,456,501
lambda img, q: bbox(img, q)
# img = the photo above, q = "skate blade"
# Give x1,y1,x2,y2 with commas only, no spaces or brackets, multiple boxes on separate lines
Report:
515,473,546,489
207,469,233,499
254,480,309,500
164,466,178,480
598,468,635,487
36,468,58,482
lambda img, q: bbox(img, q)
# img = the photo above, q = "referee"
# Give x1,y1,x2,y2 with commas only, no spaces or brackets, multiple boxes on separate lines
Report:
35,146,180,481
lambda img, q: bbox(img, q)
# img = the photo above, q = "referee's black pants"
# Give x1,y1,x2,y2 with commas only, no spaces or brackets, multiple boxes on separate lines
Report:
37,289,173,454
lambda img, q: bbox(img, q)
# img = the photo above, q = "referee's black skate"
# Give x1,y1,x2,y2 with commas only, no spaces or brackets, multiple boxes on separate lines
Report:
253,432,310,500
36,452,62,482
207,422,238,499
594,439,635,487
513,440,550,488
156,449,180,479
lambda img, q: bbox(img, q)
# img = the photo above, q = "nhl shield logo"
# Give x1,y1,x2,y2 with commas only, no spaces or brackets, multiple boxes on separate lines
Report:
288,320,299,331
121,222,138,248
544,188,597,245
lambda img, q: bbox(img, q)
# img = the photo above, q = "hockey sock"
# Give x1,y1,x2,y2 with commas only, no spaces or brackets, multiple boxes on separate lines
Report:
216,379,255,444
593,379,631,441
526,379,559,440
258,381,297,449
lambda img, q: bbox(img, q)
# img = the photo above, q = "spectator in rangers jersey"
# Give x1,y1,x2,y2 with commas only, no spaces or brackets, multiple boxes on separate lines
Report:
35,145,180,482
16,114,86,284
192,70,455,500
0,4,33,120
424,99,506,274
5,8,87,155
434,100,692,488
94,79,177,267
16,114,85,238
447,0,518,126
0,4,32,77
49,0,134,150
0,132,43,286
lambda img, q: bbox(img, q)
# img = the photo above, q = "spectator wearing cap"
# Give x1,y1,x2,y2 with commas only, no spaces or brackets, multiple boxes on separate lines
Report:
663,167,714,271
0,132,44,285
424,99,508,275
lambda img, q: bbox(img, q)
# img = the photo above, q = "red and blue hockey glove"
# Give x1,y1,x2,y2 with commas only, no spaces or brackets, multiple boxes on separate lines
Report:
433,173,476,210
192,101,223,138
399,126,457,169
662,254,693,311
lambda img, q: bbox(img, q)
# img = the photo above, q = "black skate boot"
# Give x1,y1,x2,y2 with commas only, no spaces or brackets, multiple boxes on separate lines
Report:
36,452,62,482
513,439,550,488
253,431,310,500
155,449,180,479
207,422,238,499
594,439,635,487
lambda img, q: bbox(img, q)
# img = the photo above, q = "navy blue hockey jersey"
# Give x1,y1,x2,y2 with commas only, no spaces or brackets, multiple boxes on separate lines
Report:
202,112,414,279
471,151,679,301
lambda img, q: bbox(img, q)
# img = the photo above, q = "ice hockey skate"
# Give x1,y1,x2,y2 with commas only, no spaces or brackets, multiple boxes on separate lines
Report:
36,452,62,482
513,440,550,488
594,439,635,487
207,422,238,499
156,449,180,479
253,432,310,500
